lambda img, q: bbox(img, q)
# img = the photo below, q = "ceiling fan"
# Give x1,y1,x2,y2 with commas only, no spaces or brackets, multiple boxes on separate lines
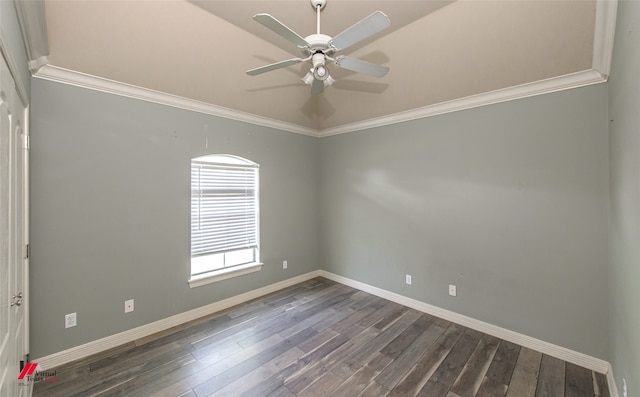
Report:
246,0,391,94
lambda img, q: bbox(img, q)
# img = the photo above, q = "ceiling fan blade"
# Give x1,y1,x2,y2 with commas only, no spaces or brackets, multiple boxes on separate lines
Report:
330,11,390,51
311,78,324,95
335,56,389,78
253,14,309,48
246,58,304,76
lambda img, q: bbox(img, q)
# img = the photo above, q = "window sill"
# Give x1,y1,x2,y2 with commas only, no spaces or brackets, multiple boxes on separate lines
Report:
188,262,263,288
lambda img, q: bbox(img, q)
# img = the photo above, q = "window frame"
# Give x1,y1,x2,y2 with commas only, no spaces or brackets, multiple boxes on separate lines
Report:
188,154,262,288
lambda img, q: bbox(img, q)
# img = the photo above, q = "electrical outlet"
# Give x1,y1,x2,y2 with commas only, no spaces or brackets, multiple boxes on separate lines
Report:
65,312,77,328
125,299,134,313
405,274,412,285
449,284,457,297
283,260,288,270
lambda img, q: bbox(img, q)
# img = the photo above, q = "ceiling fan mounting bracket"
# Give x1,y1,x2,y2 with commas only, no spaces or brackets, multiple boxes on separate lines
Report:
310,0,327,10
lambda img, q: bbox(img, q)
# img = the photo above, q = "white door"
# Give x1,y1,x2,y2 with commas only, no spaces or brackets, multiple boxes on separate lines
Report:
0,51,28,397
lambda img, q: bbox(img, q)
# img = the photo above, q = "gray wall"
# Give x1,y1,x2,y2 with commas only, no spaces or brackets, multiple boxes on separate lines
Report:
29,79,318,358
319,84,610,359
608,1,640,394
30,53,615,366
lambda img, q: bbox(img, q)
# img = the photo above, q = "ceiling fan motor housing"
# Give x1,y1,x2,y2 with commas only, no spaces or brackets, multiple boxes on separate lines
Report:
302,34,333,55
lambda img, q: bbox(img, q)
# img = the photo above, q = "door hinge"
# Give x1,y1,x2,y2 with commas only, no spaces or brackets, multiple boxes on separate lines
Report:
24,243,29,259
23,134,29,150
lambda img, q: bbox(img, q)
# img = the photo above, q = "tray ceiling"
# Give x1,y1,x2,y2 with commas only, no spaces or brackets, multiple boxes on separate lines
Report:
38,0,609,133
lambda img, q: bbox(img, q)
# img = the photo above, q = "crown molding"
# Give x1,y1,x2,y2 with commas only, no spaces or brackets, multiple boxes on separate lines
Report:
318,69,607,137
319,0,617,137
14,0,49,63
28,55,48,73
0,29,29,105
34,65,607,140
592,0,618,77
33,0,616,139
33,65,319,137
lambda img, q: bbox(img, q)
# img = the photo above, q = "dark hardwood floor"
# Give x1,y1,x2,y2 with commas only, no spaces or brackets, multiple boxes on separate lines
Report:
34,277,610,397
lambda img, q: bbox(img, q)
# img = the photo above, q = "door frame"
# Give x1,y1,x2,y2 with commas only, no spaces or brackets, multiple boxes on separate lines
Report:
0,13,31,385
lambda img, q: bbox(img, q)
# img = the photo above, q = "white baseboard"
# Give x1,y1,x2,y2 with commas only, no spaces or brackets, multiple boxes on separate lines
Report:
34,270,322,369
36,268,613,395
318,270,611,375
607,363,621,397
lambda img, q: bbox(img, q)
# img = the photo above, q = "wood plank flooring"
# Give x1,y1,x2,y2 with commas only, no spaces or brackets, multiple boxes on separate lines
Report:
33,277,610,397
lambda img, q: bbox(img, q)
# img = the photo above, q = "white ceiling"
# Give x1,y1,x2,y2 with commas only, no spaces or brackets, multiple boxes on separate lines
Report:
37,0,611,134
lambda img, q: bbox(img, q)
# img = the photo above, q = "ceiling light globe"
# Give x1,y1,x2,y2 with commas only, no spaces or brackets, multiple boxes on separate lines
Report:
302,70,315,85
324,75,335,86
313,65,329,81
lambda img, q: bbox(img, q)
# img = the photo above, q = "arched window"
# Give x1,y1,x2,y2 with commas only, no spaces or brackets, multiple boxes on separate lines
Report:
190,154,260,284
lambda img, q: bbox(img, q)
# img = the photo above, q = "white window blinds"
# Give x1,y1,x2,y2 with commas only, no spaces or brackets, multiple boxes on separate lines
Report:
191,159,258,258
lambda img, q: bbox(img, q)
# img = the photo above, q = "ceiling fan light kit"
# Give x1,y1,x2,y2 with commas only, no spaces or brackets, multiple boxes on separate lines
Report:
246,0,390,94
312,53,329,80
